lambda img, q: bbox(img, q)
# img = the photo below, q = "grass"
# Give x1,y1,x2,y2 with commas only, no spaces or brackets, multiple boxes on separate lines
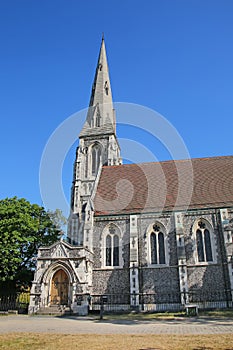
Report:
96,309,233,320
199,310,233,318
0,333,232,350
2,309,233,320
100,310,186,320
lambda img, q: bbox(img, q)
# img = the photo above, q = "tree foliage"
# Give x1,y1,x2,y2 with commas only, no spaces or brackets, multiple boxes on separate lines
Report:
48,208,67,232
0,197,63,287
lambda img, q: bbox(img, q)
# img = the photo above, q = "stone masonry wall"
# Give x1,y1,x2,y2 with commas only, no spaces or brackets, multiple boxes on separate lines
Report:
92,269,130,295
93,218,129,269
92,217,130,295
183,209,228,299
187,265,225,292
91,208,231,302
141,267,180,295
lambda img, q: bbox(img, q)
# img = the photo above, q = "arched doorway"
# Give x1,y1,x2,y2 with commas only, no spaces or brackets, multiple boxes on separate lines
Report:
50,269,69,305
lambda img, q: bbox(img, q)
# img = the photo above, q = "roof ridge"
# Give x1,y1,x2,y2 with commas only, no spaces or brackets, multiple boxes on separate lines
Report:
101,154,233,169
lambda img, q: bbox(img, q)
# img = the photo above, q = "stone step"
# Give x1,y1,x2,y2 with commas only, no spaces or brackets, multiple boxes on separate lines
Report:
36,305,71,316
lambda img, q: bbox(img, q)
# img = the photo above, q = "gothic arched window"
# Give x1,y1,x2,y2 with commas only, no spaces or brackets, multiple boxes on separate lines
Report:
150,223,166,265
196,229,204,262
113,235,119,266
106,235,112,266
195,220,213,263
85,147,88,178
91,144,101,176
150,233,157,264
104,224,121,267
158,231,165,264
95,112,101,127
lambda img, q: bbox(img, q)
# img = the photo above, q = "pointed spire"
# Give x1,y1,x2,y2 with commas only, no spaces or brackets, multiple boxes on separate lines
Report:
80,37,116,137
88,37,113,109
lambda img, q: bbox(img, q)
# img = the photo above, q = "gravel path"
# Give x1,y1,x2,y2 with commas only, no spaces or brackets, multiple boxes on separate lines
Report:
1,315,233,335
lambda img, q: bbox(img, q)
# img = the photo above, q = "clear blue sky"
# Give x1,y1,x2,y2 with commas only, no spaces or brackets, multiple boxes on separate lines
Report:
1,0,233,217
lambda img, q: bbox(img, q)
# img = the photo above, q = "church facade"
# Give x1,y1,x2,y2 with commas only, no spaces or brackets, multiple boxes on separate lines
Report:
29,38,233,315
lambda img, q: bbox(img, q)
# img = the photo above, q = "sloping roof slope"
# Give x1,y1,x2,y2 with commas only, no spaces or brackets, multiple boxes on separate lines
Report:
94,155,233,215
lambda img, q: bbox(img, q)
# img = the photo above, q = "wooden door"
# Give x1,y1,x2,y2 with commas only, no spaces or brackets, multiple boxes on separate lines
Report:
50,269,69,305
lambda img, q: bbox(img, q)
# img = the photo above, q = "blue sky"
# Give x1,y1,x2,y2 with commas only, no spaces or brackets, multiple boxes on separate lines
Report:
1,0,233,217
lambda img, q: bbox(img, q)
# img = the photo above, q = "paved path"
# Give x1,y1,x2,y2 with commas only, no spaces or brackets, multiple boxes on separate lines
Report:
0,315,233,334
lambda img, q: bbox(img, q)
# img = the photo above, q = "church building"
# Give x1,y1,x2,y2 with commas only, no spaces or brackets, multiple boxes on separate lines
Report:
29,38,233,315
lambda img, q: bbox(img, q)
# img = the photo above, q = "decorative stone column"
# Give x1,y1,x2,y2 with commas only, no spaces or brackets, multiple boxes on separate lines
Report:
220,208,233,305
129,215,139,308
174,212,189,305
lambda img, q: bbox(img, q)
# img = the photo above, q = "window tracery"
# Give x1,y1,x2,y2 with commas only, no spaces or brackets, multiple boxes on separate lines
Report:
195,220,213,263
103,224,121,267
149,223,166,265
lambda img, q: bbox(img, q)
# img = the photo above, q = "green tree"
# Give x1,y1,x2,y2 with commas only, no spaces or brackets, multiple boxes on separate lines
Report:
0,197,62,290
48,208,67,234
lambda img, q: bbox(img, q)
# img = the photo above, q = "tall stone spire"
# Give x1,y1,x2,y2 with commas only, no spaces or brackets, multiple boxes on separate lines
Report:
68,37,121,246
80,36,116,136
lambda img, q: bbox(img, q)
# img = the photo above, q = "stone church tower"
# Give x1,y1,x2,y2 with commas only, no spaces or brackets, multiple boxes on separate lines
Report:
67,36,122,248
28,38,122,315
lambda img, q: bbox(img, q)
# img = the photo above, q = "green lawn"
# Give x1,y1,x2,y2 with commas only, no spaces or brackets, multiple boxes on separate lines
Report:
95,309,233,320
0,333,233,350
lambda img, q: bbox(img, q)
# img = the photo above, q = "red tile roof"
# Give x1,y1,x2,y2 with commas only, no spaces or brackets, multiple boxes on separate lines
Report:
94,156,233,215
